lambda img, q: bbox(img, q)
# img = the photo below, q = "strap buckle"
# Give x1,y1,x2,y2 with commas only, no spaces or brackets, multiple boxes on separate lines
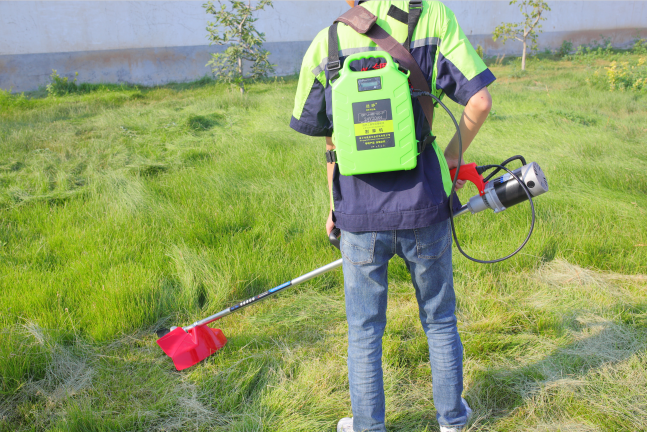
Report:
411,89,429,98
409,0,423,9
418,135,435,154
326,150,338,163
327,60,341,71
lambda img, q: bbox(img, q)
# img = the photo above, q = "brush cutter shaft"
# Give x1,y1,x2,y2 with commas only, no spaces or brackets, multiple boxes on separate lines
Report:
453,205,470,218
184,210,478,332
291,258,343,285
186,258,344,330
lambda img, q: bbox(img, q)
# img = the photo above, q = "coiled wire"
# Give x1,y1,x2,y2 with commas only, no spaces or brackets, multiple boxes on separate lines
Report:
413,91,536,263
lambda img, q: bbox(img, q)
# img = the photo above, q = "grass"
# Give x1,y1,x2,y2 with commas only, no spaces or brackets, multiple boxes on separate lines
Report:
1,54,646,431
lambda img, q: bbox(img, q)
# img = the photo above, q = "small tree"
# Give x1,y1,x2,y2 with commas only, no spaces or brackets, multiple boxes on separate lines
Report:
493,0,551,71
204,0,275,94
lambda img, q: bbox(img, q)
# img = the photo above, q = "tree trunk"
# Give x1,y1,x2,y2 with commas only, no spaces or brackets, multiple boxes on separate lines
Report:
238,57,245,95
522,39,527,71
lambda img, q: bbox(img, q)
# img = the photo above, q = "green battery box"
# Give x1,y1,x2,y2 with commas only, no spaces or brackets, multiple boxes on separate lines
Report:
331,51,418,176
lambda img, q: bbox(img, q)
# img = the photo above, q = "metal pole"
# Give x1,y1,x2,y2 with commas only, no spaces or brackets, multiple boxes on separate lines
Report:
185,206,473,331
186,258,343,330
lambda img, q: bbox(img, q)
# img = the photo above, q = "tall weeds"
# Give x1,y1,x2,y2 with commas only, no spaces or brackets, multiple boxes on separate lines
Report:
1,61,646,431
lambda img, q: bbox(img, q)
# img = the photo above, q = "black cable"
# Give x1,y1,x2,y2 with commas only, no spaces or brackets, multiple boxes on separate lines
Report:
482,155,527,182
454,164,535,263
413,90,536,264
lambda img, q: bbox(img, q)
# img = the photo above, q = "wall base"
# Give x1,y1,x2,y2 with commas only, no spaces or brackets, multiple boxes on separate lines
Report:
0,41,310,93
1,28,645,93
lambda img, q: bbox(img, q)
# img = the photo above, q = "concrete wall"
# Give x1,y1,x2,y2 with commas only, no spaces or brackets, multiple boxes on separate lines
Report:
1,1,646,92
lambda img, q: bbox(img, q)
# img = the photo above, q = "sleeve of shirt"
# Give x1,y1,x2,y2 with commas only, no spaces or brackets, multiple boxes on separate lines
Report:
290,29,333,137
435,6,496,106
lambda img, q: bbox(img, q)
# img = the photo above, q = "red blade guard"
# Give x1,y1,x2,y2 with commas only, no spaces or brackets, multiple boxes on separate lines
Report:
157,326,227,371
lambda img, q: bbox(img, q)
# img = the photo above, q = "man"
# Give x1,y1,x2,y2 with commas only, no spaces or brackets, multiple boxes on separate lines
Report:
290,1,494,431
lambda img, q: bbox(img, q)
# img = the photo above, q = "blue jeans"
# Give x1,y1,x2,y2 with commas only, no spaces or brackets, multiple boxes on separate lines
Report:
341,219,467,432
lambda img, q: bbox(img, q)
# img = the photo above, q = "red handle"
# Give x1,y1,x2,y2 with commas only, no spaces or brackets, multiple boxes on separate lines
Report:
449,163,486,196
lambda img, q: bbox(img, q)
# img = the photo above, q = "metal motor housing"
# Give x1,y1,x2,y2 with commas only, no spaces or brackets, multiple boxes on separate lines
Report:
467,162,549,214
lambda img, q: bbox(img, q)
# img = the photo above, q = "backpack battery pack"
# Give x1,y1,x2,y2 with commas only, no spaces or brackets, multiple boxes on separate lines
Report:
331,51,418,176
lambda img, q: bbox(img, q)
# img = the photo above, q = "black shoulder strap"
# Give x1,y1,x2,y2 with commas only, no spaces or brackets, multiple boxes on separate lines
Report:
327,22,341,81
405,0,423,51
387,5,408,24
386,1,423,52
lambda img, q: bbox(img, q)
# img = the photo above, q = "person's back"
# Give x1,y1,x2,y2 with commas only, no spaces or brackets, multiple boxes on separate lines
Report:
291,1,494,431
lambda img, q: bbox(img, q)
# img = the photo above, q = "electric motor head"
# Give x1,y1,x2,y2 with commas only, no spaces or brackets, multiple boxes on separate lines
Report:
467,162,548,214
506,162,548,197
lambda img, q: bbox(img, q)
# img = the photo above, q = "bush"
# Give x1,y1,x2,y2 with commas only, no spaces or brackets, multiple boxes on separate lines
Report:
44,71,147,98
587,57,647,93
634,37,647,55
46,70,79,97
476,44,485,59
0,88,30,110
573,36,618,61
558,40,573,57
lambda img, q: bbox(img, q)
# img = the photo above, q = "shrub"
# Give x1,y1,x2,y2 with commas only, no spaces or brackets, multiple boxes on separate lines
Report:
587,57,647,93
571,36,615,61
476,44,485,59
0,88,30,110
634,37,647,55
46,70,79,97
558,40,573,57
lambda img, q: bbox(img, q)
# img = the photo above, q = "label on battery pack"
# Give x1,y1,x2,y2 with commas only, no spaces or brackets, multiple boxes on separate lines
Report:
352,99,395,151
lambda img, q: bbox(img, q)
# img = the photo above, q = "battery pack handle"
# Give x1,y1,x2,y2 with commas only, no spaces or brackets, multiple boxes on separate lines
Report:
342,51,394,74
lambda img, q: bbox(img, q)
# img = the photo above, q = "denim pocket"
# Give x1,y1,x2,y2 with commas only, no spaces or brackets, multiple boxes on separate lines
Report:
341,231,376,265
414,220,451,260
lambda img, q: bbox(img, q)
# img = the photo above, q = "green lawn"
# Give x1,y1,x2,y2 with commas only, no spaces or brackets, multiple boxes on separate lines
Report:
1,55,646,431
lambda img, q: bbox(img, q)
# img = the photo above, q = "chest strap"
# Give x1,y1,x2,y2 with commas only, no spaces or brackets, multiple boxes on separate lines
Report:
326,138,435,165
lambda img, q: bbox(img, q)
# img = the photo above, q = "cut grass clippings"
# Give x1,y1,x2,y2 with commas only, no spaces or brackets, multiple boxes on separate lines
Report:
1,55,646,431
